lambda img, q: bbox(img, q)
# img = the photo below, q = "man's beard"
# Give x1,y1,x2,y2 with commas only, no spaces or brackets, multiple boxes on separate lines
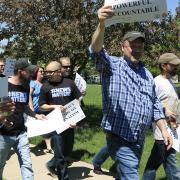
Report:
19,73,30,85
63,71,71,77
169,71,177,77
48,75,62,83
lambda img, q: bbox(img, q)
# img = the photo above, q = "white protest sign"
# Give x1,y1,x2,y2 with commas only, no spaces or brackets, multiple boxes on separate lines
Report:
167,126,180,152
56,99,86,134
4,58,16,77
0,77,8,99
25,107,64,138
74,73,87,93
104,0,167,26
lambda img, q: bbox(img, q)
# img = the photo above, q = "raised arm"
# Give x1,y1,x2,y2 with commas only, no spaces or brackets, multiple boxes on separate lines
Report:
91,6,113,52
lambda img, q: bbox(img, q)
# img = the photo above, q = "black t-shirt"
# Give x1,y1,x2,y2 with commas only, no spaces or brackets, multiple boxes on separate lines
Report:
0,82,30,136
39,78,81,112
0,74,6,77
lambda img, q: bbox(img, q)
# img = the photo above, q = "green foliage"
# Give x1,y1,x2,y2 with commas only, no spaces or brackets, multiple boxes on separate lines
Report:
0,1,179,76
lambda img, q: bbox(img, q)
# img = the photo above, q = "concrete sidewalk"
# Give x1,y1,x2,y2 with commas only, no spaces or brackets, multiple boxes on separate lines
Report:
3,145,114,180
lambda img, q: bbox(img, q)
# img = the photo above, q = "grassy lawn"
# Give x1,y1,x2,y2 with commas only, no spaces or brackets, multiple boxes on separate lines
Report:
30,84,180,179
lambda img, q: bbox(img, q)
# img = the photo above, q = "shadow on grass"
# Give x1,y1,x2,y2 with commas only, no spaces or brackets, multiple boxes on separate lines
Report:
78,105,103,127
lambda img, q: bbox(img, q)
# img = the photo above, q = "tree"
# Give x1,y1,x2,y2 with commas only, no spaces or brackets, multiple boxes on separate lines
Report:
0,0,179,77
0,0,98,68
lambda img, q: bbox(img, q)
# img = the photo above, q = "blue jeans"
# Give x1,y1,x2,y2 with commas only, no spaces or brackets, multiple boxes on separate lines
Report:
106,132,143,180
47,129,74,180
0,132,33,180
143,140,180,180
92,145,109,168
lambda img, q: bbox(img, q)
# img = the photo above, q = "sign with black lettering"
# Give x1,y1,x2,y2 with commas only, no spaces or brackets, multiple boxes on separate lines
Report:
104,0,167,26
4,58,16,77
167,126,180,152
56,99,86,134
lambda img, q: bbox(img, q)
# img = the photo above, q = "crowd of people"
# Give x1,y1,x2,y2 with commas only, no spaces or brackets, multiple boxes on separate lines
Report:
0,5,180,180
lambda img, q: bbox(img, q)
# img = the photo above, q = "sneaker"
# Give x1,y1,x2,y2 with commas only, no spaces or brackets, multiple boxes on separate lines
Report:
93,166,103,175
46,163,57,178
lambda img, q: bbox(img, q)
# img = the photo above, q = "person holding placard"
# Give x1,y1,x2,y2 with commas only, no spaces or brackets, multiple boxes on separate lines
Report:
59,57,86,97
88,5,173,180
59,57,86,164
39,61,82,179
143,53,180,180
0,59,46,180
28,65,53,154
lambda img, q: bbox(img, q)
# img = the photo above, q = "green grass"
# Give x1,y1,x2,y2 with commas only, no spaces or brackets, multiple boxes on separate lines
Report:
30,84,180,179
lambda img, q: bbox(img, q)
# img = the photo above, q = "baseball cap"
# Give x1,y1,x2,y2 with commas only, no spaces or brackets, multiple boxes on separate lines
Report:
122,31,145,42
14,59,35,71
158,53,180,65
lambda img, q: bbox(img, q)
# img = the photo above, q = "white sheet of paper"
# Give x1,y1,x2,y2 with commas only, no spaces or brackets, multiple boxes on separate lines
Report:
167,126,180,152
4,58,16,77
56,99,86,134
25,107,64,138
0,77,8,98
104,0,167,26
74,73,87,93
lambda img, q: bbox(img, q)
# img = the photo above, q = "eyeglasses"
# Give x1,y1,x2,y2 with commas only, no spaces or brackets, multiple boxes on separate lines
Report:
62,66,71,69
45,69,60,75
0,65,5,68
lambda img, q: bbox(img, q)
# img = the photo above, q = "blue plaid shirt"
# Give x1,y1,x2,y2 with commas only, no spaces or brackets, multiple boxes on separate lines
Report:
89,47,165,143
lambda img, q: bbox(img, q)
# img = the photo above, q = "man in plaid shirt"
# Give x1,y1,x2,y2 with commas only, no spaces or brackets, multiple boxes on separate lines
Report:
89,5,173,180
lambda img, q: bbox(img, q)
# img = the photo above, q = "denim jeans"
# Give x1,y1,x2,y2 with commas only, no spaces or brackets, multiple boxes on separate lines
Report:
92,145,109,168
47,128,74,180
143,140,180,180
106,132,143,180
0,132,33,180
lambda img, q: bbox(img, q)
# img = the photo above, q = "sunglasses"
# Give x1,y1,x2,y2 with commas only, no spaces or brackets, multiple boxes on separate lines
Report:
62,66,71,69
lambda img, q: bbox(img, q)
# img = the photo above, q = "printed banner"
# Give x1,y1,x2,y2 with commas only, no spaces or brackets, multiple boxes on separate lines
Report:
104,0,167,26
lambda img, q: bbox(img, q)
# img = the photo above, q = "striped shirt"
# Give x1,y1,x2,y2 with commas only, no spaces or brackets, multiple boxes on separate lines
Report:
89,47,165,143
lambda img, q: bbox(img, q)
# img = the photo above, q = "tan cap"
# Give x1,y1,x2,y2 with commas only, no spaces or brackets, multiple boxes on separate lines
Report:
158,53,180,65
122,31,145,42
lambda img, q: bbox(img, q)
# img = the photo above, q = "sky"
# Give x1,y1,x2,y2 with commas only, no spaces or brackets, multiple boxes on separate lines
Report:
167,0,179,15
0,0,179,51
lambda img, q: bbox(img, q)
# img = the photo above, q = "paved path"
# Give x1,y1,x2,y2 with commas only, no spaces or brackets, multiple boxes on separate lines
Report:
3,145,114,180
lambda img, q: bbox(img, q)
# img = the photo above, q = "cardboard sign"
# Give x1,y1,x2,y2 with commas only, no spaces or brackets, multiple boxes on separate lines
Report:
25,108,64,138
74,73,87,93
4,58,16,77
104,0,167,26
167,126,180,152
56,99,86,134
26,99,85,137
0,77,8,100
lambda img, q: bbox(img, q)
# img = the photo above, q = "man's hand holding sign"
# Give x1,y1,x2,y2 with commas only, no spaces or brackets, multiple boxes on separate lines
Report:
104,0,167,26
